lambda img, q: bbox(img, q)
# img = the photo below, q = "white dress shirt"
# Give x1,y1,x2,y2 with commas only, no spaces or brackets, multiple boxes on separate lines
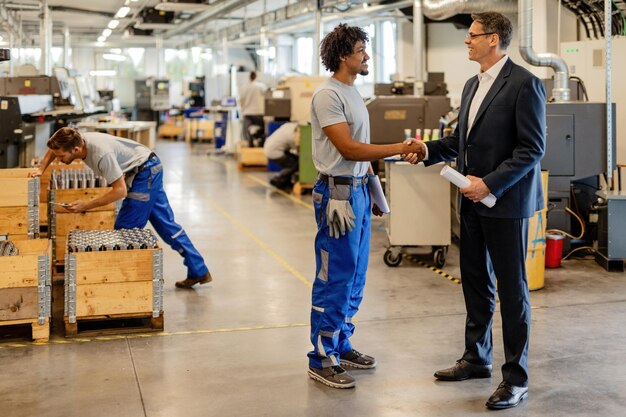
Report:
422,55,509,161
467,55,508,134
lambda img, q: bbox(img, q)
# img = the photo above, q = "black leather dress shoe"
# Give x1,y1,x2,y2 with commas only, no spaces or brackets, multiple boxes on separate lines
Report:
486,381,528,409
434,359,492,381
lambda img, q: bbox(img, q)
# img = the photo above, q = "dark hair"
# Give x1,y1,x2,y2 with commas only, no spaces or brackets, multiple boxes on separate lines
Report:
319,23,369,72
250,71,257,81
471,12,513,50
47,127,84,151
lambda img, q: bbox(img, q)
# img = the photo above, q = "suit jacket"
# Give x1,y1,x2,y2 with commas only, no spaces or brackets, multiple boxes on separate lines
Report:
425,58,546,219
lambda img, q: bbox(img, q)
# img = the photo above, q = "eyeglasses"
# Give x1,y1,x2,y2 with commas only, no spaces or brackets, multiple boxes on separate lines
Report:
465,32,495,39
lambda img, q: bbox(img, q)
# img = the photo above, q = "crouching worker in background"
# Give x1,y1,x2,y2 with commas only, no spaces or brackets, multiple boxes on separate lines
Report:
263,122,299,190
29,127,212,289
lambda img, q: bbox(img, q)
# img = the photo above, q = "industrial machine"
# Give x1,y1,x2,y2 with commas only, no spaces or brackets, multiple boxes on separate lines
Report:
264,88,291,120
543,102,618,269
186,77,205,108
263,76,325,123
134,78,170,122
366,94,450,145
0,95,52,168
367,74,450,145
0,74,74,108
375,73,448,97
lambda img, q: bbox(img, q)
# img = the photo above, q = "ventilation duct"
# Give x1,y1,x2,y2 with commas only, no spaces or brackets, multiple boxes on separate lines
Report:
421,0,517,20
519,0,570,101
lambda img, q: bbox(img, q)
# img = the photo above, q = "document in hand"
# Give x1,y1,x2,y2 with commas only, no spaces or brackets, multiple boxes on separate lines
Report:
367,175,390,213
440,165,496,208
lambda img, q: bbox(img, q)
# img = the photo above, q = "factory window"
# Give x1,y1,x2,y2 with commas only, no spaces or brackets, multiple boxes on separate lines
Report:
380,21,397,83
295,37,313,75
127,48,145,72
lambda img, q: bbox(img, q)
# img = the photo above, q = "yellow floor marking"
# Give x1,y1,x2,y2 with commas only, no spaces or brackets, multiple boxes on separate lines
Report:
245,174,314,210
0,322,309,349
169,169,312,289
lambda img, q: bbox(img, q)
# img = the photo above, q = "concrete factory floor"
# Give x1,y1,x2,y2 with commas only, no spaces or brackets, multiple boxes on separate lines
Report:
1,139,625,417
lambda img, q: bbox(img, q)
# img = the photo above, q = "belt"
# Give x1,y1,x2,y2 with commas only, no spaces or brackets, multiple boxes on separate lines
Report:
135,153,158,173
318,173,369,186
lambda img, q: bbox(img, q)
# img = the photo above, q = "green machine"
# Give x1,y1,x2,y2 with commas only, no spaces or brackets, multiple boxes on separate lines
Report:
298,124,317,184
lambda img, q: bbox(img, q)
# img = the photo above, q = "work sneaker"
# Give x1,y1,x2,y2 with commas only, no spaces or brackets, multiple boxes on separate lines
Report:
308,365,356,389
175,272,212,289
340,349,377,369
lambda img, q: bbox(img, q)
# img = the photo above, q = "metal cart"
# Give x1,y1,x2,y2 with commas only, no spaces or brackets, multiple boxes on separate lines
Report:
383,160,451,268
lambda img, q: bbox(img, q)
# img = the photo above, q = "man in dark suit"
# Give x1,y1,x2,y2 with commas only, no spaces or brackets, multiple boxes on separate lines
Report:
404,12,545,410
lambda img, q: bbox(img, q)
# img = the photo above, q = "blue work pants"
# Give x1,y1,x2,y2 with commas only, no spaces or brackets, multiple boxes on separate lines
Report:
114,157,209,278
308,178,371,369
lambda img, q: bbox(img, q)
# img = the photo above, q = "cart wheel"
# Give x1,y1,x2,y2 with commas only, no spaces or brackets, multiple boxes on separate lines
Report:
384,249,402,267
433,248,446,268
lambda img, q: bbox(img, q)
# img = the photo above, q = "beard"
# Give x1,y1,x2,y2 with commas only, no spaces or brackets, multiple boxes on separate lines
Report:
359,69,369,76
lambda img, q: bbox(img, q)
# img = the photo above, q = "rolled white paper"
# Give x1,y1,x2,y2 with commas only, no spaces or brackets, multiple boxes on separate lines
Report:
367,175,390,213
440,165,496,208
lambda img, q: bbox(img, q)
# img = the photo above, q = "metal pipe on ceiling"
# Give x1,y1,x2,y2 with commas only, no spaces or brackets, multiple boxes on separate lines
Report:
163,0,258,39
421,0,517,20
518,0,570,101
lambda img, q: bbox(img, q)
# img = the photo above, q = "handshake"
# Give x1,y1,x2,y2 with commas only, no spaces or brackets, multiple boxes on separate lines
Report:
400,139,426,164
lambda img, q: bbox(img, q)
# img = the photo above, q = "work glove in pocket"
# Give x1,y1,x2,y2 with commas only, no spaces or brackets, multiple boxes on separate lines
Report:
326,183,355,239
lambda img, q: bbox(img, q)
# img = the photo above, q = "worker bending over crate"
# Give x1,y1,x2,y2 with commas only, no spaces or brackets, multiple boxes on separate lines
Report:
30,127,212,289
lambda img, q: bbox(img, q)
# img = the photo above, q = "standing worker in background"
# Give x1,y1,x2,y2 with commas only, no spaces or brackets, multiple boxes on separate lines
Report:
307,23,422,389
403,12,545,409
240,71,267,147
30,128,212,289
263,121,299,190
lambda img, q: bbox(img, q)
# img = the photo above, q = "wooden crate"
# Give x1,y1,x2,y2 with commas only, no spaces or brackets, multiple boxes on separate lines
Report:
0,239,52,342
238,145,268,170
64,244,164,337
158,123,184,139
185,119,214,143
38,161,85,228
0,168,39,239
49,188,116,267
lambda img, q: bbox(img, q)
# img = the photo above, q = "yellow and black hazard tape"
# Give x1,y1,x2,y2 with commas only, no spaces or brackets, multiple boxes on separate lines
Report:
405,255,461,285
0,322,309,350
417,260,462,285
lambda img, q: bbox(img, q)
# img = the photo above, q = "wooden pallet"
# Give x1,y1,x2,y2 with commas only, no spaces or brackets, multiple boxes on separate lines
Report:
64,313,163,337
0,318,50,342
292,182,314,196
238,147,268,171
238,163,268,171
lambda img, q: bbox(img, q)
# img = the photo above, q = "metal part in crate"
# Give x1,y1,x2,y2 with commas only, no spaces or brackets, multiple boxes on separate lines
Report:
0,240,19,256
67,228,158,252
383,161,451,268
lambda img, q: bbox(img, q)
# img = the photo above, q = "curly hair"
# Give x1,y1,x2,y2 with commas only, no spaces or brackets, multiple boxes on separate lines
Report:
471,12,513,50
47,127,84,151
319,23,369,72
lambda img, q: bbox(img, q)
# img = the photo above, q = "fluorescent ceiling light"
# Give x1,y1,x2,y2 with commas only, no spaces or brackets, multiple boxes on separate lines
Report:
89,70,117,76
154,1,211,12
102,29,112,37
115,7,131,18
97,36,106,43
110,48,122,54
102,53,127,62
108,20,120,29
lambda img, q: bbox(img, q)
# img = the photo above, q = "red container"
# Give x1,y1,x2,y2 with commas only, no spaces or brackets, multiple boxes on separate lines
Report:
545,234,565,268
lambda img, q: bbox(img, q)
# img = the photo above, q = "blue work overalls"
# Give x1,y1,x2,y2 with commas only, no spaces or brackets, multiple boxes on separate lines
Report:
114,155,209,279
308,176,371,369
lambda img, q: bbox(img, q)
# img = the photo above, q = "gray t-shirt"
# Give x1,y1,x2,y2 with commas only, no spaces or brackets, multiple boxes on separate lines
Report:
263,122,298,160
82,131,152,185
310,78,369,177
